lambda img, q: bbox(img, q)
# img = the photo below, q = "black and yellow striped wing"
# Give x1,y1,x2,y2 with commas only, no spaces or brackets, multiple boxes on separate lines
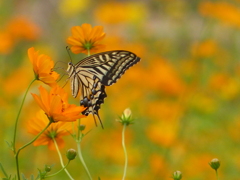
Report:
67,50,140,127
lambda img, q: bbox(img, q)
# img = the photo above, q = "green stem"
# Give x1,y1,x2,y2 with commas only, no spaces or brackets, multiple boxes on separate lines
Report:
122,124,128,180
215,170,219,180
76,142,92,180
53,138,74,180
13,78,36,153
15,121,52,180
87,49,90,56
76,119,92,180
44,161,70,179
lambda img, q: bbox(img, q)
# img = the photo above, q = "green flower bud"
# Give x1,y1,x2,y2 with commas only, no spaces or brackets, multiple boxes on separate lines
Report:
209,158,220,170
44,165,51,172
172,170,182,180
66,149,77,160
79,124,86,131
118,108,134,126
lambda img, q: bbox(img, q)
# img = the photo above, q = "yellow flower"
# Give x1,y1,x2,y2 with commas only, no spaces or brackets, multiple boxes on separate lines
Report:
59,0,89,17
27,110,72,150
32,85,86,122
94,2,147,24
28,47,59,87
67,23,105,54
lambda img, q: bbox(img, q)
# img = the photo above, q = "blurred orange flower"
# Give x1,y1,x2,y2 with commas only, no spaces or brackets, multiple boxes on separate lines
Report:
32,86,86,122
27,110,72,150
0,17,40,54
0,31,13,54
199,2,240,28
191,40,219,58
67,23,105,54
146,120,179,147
7,17,40,40
28,47,59,87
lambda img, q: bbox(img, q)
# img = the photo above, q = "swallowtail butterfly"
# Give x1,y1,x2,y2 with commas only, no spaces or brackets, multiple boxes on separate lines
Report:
67,50,140,127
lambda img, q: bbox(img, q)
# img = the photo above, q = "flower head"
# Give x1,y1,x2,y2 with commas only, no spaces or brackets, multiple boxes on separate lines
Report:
172,171,182,180
209,158,220,171
67,23,106,54
66,149,77,160
7,17,40,41
117,108,134,126
32,85,86,122
27,110,72,150
28,47,59,87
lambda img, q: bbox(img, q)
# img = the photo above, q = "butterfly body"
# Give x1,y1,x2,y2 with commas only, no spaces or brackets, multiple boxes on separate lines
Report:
67,50,140,126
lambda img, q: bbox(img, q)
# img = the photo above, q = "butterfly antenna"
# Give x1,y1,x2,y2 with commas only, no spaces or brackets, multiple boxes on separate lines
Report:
66,46,73,63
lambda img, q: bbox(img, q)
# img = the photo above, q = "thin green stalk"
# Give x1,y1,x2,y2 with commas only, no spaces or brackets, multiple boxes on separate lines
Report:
76,119,92,180
44,161,70,179
76,142,92,180
122,123,128,180
53,138,74,180
13,78,36,153
87,49,90,56
15,121,52,180
215,170,219,180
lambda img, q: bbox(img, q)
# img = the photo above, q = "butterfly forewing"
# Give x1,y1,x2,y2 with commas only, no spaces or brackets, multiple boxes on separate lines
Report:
67,50,140,127
101,51,140,85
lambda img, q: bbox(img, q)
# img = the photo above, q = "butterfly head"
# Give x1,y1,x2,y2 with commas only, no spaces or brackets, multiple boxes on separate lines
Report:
66,62,75,74
68,62,73,66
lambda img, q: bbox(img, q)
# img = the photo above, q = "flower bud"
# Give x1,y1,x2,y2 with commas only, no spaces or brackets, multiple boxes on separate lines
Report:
172,171,182,180
79,124,86,131
118,108,134,125
122,108,132,119
44,165,51,172
66,149,77,160
209,158,220,170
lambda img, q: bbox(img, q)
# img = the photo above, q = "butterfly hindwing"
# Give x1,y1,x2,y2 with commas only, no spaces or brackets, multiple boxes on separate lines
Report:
67,50,140,127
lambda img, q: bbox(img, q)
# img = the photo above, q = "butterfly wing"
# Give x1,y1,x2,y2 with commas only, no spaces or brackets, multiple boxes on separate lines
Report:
75,50,141,86
67,63,107,127
67,50,140,127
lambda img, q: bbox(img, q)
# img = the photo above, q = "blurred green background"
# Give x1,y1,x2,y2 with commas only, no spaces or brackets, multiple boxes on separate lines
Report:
1,0,240,179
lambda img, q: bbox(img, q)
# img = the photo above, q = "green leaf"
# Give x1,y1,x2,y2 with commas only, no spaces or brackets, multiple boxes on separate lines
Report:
21,173,27,180
30,174,34,180
5,141,14,151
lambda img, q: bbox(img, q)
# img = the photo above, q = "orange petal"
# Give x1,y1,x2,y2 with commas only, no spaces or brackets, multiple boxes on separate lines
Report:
31,93,49,115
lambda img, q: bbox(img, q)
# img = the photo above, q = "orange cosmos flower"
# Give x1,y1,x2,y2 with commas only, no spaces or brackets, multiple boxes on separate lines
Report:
28,47,59,87
32,85,86,122
67,23,106,54
7,16,40,41
27,110,72,150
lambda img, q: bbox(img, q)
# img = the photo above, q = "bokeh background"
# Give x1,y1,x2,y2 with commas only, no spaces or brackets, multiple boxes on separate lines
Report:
1,0,240,179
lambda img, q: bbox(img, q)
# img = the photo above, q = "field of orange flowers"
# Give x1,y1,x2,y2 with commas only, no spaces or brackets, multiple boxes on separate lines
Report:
1,0,240,180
